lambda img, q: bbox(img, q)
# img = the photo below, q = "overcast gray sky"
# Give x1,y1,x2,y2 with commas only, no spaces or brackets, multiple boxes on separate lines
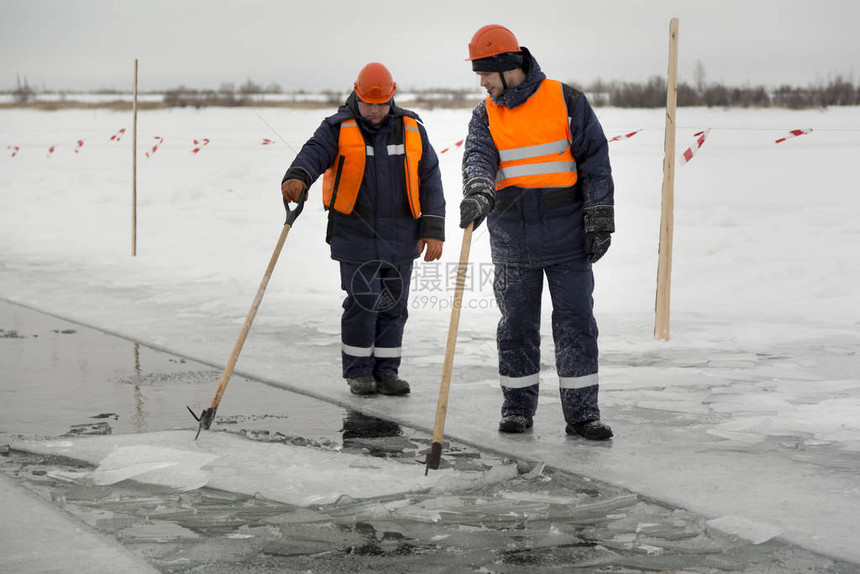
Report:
2,0,858,92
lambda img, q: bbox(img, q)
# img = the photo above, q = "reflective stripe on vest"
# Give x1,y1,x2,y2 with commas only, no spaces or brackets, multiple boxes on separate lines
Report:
486,79,578,190
321,117,422,218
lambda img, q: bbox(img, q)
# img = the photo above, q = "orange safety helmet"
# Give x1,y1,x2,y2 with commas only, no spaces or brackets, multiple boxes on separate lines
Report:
354,62,396,104
466,24,520,61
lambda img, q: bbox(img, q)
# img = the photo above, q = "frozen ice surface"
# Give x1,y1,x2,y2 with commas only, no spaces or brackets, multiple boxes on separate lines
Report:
3,106,860,569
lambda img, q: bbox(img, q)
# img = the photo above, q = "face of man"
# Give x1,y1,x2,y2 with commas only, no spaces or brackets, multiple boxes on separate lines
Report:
476,71,505,99
357,101,390,126
476,67,526,99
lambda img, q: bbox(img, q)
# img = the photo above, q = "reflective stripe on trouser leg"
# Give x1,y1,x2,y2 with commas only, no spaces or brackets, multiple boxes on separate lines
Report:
373,261,411,379
494,264,543,417
339,261,411,379
546,260,601,423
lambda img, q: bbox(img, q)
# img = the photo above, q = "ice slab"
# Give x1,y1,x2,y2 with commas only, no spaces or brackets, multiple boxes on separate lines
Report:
706,515,782,545
50,444,217,490
13,430,518,507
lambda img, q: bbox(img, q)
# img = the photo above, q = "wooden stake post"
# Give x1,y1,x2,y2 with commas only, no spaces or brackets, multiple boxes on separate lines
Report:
132,59,138,257
655,18,679,341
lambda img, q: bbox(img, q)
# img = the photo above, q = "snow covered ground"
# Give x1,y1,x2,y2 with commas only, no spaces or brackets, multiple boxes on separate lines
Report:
1,104,859,565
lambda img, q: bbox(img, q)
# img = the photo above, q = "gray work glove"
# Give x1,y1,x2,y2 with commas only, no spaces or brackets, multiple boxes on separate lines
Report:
584,205,615,263
459,178,495,229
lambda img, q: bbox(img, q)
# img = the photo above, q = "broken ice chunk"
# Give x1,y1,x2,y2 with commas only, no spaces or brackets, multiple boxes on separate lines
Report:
706,515,781,544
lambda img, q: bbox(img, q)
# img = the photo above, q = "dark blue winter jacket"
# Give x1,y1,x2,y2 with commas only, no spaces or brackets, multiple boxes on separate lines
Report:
462,48,614,267
284,93,445,264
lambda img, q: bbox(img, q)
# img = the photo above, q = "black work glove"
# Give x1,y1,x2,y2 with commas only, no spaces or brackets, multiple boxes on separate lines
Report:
584,205,615,263
585,232,611,263
459,178,495,229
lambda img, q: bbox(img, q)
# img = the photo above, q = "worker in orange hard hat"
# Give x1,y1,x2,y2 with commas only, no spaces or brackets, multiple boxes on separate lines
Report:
281,62,446,397
353,62,396,104
460,25,615,440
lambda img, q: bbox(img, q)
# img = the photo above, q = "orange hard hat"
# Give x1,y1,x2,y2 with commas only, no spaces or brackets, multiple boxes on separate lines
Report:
467,24,520,61
354,62,396,104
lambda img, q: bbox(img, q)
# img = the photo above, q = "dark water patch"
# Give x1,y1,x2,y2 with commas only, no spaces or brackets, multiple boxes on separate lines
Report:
0,328,28,338
90,413,119,420
112,370,221,387
64,421,113,436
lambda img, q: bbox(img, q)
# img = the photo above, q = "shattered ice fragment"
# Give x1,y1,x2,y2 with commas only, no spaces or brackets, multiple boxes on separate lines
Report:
523,461,545,479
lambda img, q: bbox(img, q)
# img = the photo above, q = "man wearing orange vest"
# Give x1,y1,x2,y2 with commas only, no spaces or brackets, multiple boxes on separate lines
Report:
281,63,446,396
460,25,614,440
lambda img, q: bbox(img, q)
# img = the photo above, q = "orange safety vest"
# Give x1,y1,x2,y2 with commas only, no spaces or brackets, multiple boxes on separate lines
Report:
486,79,578,191
322,116,423,218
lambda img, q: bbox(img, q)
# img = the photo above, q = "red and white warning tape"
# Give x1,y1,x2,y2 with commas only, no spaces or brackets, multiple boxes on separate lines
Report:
145,137,164,158
439,139,464,154
608,129,642,142
679,129,710,165
3,126,840,162
775,128,813,144
438,130,641,154
191,138,211,154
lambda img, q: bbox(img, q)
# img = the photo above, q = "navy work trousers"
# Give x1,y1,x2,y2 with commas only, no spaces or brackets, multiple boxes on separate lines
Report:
339,260,413,379
493,259,601,424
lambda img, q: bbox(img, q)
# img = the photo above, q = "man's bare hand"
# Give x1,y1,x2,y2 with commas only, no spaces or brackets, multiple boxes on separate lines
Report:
418,238,443,262
281,179,307,203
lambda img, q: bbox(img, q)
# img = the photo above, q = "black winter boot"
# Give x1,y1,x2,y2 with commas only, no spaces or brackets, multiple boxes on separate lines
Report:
565,420,613,440
498,415,533,433
375,375,410,396
347,375,377,395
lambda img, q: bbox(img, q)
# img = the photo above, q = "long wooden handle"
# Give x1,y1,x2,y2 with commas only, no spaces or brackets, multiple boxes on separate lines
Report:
208,222,293,410
426,222,474,472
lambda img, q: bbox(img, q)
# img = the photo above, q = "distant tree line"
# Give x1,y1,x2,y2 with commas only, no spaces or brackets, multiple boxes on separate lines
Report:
582,75,860,109
163,78,286,107
6,73,860,110
161,76,860,110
